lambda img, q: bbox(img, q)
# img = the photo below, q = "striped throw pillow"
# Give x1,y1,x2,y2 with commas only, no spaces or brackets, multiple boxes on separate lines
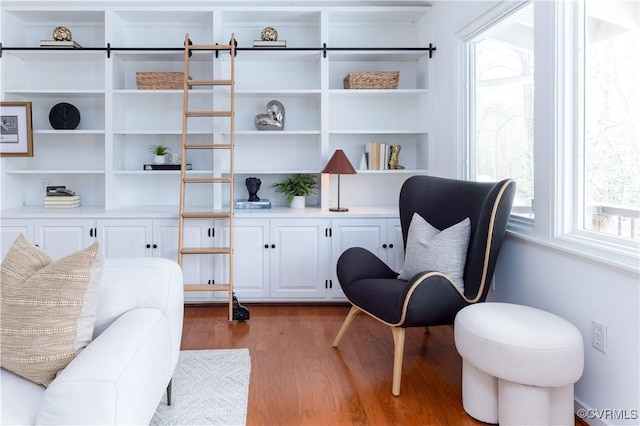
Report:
0,234,103,386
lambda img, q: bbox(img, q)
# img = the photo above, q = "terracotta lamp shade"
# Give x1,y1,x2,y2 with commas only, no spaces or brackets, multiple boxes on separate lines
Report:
321,149,357,212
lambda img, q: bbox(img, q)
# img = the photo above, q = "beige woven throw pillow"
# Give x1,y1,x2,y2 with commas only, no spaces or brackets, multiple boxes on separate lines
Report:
0,234,103,386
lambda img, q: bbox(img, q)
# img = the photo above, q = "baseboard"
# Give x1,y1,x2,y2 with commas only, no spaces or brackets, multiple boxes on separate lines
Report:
575,399,608,426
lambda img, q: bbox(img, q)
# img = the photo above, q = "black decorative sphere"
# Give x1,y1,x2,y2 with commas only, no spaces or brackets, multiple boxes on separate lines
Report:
49,103,81,130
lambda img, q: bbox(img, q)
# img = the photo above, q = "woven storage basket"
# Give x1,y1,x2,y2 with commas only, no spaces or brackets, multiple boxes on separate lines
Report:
343,71,399,89
136,72,185,90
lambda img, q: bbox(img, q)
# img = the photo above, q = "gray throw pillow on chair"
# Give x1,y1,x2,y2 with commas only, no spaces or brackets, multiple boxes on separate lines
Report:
397,213,470,291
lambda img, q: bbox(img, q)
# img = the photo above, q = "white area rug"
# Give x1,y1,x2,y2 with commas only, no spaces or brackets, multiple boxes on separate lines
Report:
151,349,251,426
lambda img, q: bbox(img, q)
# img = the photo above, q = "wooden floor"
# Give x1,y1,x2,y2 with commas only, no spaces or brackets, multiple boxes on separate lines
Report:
181,304,583,426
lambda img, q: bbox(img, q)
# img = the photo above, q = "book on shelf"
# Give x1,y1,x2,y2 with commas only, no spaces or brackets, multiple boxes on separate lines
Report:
365,142,391,170
234,199,272,209
253,40,287,48
44,202,81,209
143,164,192,171
44,194,80,201
40,40,83,49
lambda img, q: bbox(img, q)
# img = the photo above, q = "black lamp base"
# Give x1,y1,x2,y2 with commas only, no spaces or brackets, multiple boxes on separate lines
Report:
329,207,349,212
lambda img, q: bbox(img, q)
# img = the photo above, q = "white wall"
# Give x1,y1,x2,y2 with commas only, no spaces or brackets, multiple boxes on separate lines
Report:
432,1,640,424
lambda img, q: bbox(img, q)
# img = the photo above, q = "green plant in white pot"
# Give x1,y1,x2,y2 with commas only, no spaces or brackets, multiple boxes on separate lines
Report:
271,173,318,208
148,144,171,165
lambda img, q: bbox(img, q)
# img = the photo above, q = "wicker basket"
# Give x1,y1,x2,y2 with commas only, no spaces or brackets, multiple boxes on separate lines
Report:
136,72,185,90
343,71,399,89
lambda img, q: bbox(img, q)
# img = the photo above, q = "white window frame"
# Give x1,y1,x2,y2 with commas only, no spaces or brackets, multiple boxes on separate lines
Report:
458,0,639,273
457,0,534,235
554,0,639,269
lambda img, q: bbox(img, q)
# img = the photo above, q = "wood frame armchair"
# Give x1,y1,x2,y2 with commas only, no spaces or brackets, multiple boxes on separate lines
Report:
332,175,516,396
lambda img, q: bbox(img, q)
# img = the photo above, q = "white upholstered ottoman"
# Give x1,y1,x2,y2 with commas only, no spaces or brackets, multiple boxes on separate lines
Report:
454,302,584,426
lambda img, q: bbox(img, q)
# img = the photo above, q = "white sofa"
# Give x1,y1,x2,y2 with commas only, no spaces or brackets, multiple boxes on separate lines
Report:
1,257,184,425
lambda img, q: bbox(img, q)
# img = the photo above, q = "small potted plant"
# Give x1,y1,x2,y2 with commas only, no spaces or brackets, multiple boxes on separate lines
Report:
148,144,171,165
271,173,318,208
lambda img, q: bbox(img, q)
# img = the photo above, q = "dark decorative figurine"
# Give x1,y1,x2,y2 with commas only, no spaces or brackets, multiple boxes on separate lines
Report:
245,177,262,201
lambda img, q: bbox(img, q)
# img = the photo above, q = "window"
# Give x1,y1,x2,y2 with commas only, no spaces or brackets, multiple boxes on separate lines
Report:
576,0,640,242
467,3,535,218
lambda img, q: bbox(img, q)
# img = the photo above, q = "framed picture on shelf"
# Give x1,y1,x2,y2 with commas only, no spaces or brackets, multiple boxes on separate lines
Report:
0,102,33,157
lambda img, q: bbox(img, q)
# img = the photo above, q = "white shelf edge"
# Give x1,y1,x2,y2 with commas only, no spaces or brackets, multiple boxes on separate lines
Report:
352,169,428,174
329,130,428,134
5,170,105,174
34,129,106,135
236,89,322,95
113,130,187,135
329,89,429,95
233,130,321,135
4,89,105,95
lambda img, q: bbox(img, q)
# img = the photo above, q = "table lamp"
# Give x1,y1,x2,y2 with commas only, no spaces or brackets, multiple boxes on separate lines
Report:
321,149,357,212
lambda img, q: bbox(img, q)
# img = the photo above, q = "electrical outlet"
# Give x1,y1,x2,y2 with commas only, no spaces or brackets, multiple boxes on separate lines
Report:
591,320,607,353
40,178,53,192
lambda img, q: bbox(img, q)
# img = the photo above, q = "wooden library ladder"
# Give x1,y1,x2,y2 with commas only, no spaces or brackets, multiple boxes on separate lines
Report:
177,33,249,322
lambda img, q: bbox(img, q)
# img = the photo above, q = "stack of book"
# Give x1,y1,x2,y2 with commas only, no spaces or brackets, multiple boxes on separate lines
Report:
44,194,81,209
365,142,391,170
234,199,272,209
40,40,83,49
253,40,287,48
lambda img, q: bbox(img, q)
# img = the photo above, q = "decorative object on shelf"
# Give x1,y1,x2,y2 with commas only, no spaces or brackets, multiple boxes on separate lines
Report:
53,26,72,41
170,153,181,165
271,173,318,208
148,144,171,165
359,152,368,170
254,100,285,131
143,164,192,171
0,101,33,157
245,177,262,202
343,71,400,89
49,102,81,130
41,27,82,48
254,27,286,48
136,72,185,90
261,27,278,41
388,145,405,170
321,149,357,212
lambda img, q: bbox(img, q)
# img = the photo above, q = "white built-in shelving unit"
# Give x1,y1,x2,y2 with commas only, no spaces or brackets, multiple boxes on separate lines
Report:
0,1,434,302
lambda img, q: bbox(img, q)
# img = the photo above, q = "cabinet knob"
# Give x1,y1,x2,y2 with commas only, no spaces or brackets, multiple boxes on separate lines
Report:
264,244,269,249
153,244,158,249
382,244,388,248
389,243,394,248
146,244,151,249
271,244,276,249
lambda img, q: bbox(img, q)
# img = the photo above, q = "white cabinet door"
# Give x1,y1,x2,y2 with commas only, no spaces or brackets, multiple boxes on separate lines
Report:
156,219,217,303
226,218,270,299
1,219,34,260
386,218,404,273
34,219,95,260
97,219,152,259
270,219,330,299
330,218,386,299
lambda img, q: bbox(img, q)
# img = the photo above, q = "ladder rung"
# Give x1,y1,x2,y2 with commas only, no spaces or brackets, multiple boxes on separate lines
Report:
187,79,233,86
181,247,232,255
186,111,232,117
185,143,233,149
183,177,232,183
184,284,232,292
182,212,231,219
